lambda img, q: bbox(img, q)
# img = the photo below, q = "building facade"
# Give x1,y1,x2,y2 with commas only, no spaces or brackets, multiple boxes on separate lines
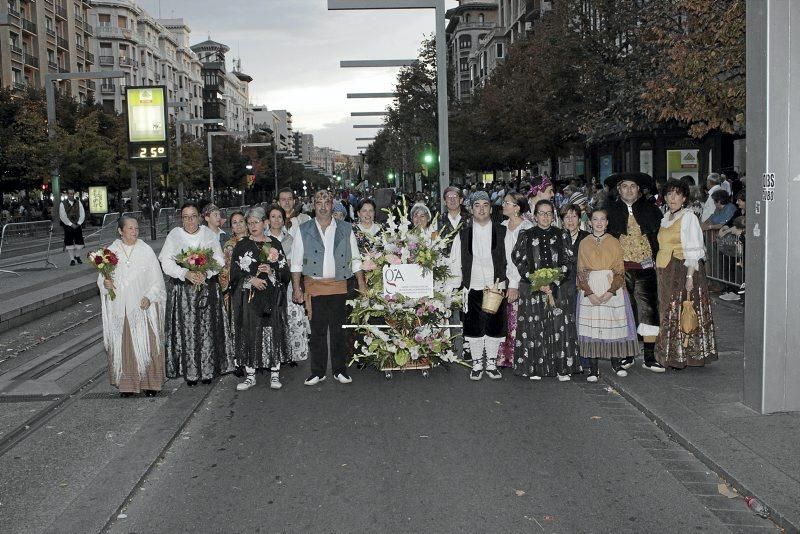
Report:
445,1,498,102
1,0,95,101
159,18,204,138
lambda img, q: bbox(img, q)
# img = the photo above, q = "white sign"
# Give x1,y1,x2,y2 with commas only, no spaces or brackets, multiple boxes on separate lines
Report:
383,264,434,299
762,172,775,202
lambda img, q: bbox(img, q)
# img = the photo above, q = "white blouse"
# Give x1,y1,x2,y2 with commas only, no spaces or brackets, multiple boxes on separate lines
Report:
660,209,706,269
158,226,225,281
502,218,534,289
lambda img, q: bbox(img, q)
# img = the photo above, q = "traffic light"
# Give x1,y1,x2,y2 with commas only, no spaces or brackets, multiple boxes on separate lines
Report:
421,143,435,177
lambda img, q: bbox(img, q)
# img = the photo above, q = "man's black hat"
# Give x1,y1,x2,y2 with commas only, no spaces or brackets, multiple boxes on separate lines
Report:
604,172,655,191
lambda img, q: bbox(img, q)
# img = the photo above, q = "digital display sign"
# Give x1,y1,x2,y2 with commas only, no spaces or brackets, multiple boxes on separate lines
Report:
126,86,169,162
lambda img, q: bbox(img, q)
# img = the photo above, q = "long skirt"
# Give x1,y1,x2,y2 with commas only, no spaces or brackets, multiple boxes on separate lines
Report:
497,301,518,367
577,291,640,360
165,276,233,381
286,280,310,362
108,316,165,393
232,285,290,370
513,283,581,377
655,258,717,368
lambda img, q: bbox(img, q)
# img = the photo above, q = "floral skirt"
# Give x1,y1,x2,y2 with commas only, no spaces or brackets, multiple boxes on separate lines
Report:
655,258,717,368
497,301,518,367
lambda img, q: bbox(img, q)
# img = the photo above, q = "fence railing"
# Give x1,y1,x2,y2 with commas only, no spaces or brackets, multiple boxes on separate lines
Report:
704,229,745,289
156,208,180,238
85,212,120,246
0,221,57,275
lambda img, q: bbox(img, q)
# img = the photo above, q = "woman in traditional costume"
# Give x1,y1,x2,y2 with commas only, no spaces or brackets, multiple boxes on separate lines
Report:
526,176,561,228
562,203,590,370
576,209,640,381
159,203,232,386
497,192,533,368
512,199,580,381
99,216,166,397
230,206,291,391
655,180,717,369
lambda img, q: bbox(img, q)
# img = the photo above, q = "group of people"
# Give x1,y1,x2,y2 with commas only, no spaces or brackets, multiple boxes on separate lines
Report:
96,173,718,397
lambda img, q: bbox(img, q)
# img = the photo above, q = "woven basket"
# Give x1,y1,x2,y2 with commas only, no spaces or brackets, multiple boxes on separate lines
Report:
481,287,504,314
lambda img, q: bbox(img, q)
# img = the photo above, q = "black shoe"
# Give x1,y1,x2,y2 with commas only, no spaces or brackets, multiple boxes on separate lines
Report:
201,378,212,385
144,390,158,397
642,361,666,373
288,361,298,368
120,392,134,398
186,380,198,387
619,357,635,370
75,256,82,264
70,259,76,266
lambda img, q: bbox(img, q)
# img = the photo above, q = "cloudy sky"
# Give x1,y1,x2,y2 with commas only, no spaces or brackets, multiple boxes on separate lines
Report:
138,0,458,154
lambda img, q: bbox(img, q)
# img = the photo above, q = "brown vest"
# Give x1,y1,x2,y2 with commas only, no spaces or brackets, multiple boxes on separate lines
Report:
62,199,81,224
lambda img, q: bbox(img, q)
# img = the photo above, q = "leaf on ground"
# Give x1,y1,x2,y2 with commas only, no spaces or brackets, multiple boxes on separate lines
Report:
717,483,739,498
515,489,526,496
117,514,127,519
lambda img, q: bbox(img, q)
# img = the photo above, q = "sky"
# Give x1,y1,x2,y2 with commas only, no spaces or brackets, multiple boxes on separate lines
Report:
138,0,458,155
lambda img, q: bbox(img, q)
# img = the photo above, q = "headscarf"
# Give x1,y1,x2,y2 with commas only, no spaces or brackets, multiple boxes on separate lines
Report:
332,201,347,216
527,177,553,198
568,191,588,206
470,191,490,205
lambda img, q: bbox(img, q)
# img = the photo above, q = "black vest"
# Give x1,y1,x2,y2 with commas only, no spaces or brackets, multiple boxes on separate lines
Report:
459,220,507,289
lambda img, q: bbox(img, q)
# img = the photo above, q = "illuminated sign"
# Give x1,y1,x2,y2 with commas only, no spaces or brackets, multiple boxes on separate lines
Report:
88,186,108,214
126,86,169,161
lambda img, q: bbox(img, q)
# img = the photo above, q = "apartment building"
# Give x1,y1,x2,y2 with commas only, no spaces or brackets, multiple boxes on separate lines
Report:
270,110,293,153
190,38,253,135
159,18,204,138
312,146,339,176
444,1,498,102
1,0,95,101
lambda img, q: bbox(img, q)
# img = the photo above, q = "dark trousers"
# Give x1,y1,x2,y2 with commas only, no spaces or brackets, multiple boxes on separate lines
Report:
309,293,348,377
625,267,659,364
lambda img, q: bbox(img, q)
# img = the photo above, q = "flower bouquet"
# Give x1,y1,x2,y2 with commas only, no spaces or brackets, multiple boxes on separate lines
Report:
175,247,221,291
528,267,564,307
88,248,119,300
247,241,283,303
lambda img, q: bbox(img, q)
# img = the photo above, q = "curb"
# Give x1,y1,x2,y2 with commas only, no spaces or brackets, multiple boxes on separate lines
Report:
0,281,99,335
602,372,799,534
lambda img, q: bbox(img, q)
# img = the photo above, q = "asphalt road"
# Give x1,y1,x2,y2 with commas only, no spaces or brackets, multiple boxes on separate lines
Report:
104,367,749,534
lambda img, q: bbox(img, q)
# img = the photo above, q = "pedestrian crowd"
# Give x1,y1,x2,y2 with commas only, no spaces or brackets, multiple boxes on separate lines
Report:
95,172,736,396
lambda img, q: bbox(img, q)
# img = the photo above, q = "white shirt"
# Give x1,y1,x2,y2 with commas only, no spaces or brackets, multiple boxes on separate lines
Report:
503,218,533,289
470,221,495,290
720,180,732,196
447,213,462,229
289,218,362,279
158,226,224,281
701,184,721,222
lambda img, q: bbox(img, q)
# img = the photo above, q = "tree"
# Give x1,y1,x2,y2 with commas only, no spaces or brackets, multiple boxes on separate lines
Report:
640,0,745,138
0,88,50,194
53,110,115,191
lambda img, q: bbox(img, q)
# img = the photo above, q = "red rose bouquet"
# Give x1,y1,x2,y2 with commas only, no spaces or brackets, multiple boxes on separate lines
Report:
175,247,222,291
88,248,119,300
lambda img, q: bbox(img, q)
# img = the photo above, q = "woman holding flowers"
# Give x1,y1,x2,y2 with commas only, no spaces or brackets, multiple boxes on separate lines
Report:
97,216,166,397
512,199,580,381
230,206,291,391
159,203,232,386
576,209,640,381
220,211,248,310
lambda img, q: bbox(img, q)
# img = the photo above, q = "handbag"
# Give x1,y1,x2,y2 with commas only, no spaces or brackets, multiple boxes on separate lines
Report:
680,299,699,347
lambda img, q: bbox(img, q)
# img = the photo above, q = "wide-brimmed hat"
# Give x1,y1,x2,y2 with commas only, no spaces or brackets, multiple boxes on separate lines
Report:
604,172,655,191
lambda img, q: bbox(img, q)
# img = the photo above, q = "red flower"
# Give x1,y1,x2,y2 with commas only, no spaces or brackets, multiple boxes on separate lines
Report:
94,255,104,265
196,255,206,266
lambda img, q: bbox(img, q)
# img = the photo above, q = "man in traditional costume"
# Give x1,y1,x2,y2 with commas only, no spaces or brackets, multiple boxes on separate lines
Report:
451,191,508,381
605,172,666,372
59,189,85,266
291,190,366,386
439,186,469,359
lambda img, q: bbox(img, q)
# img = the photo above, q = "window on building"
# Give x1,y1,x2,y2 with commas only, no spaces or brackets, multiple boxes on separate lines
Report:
103,100,115,114
479,13,485,23
12,68,22,83
46,16,54,30
98,14,111,26
76,34,82,47
117,15,127,29
460,80,471,94
8,0,18,12
47,49,55,62
464,13,470,23
73,4,81,19
459,35,472,49
459,57,468,73
496,42,504,59
77,63,83,72
9,32,19,48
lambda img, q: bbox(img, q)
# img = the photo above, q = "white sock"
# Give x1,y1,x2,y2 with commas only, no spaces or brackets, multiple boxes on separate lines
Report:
465,337,485,371
244,366,255,376
484,337,502,370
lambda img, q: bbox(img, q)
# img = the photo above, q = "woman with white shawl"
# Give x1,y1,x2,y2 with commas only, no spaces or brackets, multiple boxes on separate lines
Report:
99,215,166,397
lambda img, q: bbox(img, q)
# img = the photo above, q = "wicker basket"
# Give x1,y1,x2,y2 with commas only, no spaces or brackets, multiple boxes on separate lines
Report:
481,287,504,314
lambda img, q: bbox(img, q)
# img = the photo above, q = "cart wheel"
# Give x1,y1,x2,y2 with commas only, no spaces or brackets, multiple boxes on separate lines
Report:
422,370,430,378
385,371,392,380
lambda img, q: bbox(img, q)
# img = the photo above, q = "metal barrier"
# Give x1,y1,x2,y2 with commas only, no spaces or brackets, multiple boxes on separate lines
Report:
85,212,121,246
0,221,57,275
156,208,178,238
704,229,745,288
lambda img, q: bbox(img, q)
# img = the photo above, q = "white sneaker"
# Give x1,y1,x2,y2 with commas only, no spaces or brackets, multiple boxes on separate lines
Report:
270,372,282,390
719,292,740,301
236,375,256,391
334,372,353,384
557,374,571,382
615,369,628,377
587,375,599,383
485,368,502,380
304,375,326,386
529,375,542,381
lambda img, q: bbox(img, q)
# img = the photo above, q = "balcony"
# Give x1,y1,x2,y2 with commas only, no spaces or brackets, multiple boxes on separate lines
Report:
76,42,84,52
55,4,66,19
57,36,68,49
46,28,56,38
10,45,23,56
7,7,20,19
22,18,37,34
13,81,27,91
83,21,93,35
58,65,68,73
44,0,54,5
24,55,39,68
119,57,137,67
85,52,94,63
48,60,59,71
86,80,95,91
100,83,115,94
95,25,135,41
98,55,114,66
74,12,83,22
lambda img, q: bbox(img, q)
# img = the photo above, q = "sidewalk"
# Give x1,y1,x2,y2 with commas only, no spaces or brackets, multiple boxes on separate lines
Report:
0,236,166,334
603,299,800,533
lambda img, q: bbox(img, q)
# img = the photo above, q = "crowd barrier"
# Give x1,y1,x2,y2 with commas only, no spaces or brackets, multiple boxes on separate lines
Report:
157,208,179,238
0,220,57,275
85,212,121,246
704,229,745,289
